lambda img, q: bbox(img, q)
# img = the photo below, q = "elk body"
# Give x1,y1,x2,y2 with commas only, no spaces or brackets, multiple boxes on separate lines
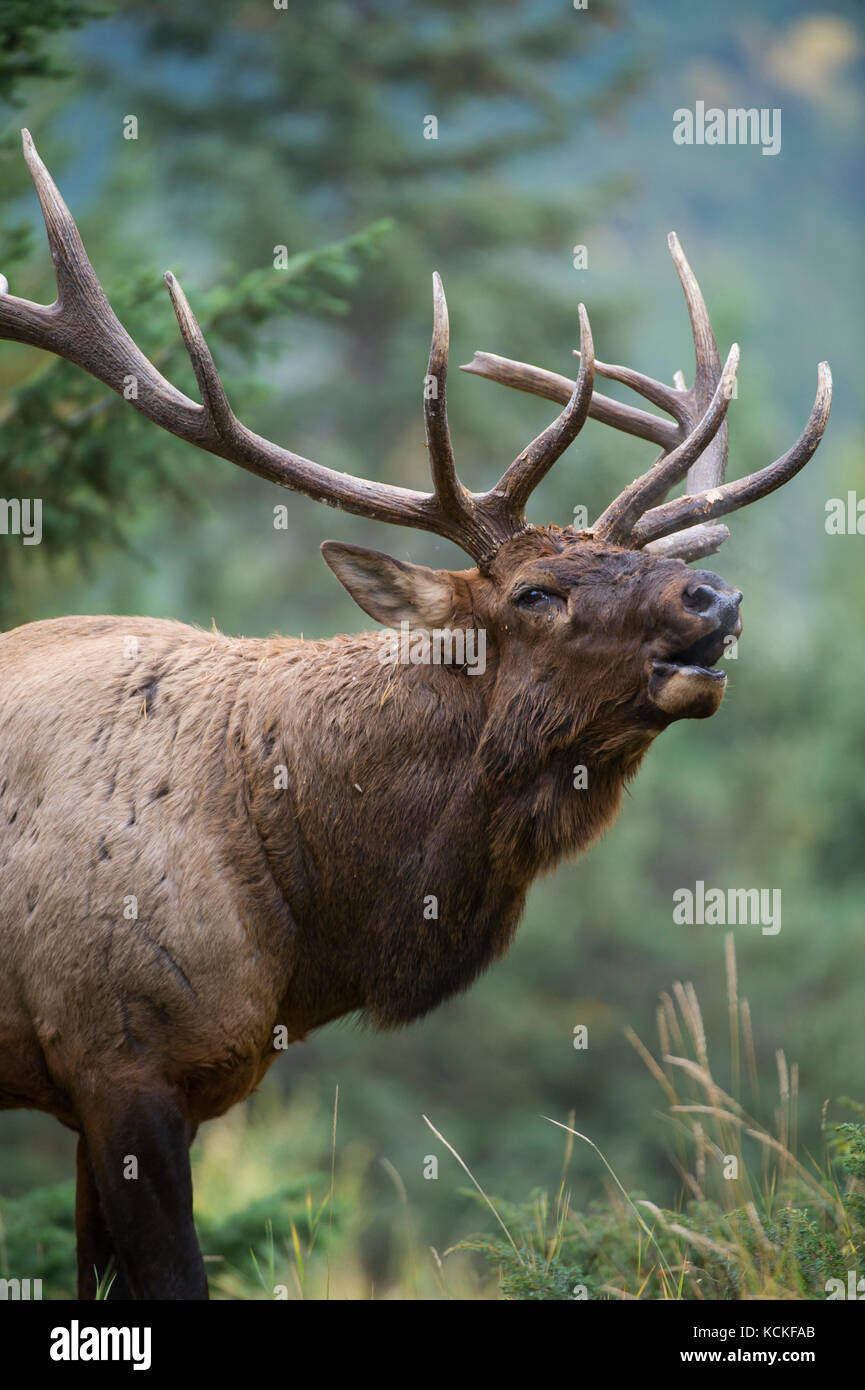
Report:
0,133,831,1299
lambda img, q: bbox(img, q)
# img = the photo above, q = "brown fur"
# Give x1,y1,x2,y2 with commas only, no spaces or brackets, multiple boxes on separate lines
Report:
0,524,739,1296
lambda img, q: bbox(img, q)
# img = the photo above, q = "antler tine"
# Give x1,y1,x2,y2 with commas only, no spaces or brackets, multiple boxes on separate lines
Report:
424,272,465,518
644,523,730,563
19,126,114,315
631,363,833,548
667,232,729,496
460,351,683,453
668,233,722,405
164,270,236,438
577,235,727,507
571,349,690,424
492,304,595,518
0,130,203,432
592,343,740,545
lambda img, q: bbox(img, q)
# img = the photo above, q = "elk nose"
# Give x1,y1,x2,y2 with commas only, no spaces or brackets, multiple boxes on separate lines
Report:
683,582,743,632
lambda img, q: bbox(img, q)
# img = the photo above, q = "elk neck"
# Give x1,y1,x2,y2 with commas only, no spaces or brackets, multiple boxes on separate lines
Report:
236,628,653,1028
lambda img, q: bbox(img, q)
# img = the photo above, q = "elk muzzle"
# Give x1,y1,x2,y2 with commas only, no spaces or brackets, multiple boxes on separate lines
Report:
649,574,743,720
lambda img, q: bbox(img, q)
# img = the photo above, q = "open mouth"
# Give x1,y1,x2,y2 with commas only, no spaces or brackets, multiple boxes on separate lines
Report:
648,584,742,720
652,627,729,682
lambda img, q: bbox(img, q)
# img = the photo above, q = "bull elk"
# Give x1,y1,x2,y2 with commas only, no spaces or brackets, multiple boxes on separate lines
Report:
0,131,831,1300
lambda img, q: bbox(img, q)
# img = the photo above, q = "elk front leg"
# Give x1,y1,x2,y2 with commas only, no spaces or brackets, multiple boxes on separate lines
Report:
75,1136,134,1299
75,1085,208,1300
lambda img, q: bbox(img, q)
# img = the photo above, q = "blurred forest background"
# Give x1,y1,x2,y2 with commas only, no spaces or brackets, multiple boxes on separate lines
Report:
0,0,862,1298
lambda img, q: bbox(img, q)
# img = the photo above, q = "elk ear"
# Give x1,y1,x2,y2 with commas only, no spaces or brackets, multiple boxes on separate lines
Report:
320,542,456,629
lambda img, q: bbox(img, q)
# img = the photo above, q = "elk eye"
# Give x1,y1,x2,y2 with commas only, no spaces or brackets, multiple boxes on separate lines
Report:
515,587,555,608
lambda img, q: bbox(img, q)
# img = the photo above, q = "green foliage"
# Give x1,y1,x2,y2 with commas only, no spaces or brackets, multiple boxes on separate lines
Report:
197,1179,345,1299
0,1181,77,1297
0,0,104,104
0,1173,346,1301
454,972,865,1300
0,1,109,273
458,1188,595,1300
462,1137,865,1301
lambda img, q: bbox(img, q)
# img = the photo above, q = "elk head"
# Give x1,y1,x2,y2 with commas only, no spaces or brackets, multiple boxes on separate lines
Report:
0,131,831,744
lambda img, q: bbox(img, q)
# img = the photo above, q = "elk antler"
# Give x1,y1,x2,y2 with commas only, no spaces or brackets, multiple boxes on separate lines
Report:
461,233,832,562
0,130,597,568
0,133,830,569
